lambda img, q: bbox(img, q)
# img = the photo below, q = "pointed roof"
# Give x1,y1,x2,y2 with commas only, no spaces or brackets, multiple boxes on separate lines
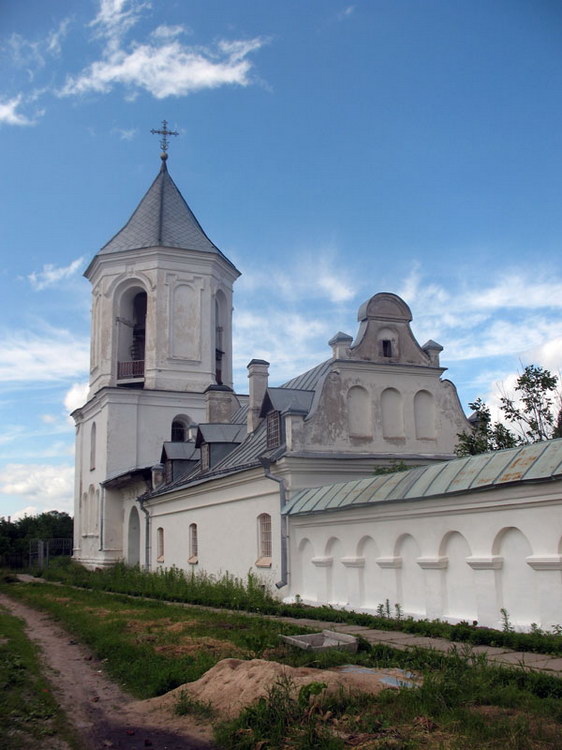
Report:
94,158,238,271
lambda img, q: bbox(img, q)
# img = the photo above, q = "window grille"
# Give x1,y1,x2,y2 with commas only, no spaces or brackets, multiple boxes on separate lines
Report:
258,513,272,560
171,420,186,442
266,411,281,449
189,523,198,563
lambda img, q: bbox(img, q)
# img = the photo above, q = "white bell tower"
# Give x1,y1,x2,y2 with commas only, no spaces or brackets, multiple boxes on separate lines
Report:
72,124,240,567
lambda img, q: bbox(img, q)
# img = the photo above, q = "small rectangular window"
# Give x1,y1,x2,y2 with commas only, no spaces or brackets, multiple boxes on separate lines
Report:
188,523,198,564
382,340,392,357
156,527,164,562
256,513,272,567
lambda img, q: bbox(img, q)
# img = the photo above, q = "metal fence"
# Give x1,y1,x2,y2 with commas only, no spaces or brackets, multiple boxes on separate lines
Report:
28,538,73,569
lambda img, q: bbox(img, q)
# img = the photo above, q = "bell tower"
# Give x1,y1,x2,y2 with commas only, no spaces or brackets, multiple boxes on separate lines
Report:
72,124,240,567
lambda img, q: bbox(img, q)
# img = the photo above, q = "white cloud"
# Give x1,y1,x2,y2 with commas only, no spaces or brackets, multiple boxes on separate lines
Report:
151,25,186,40
0,95,35,126
64,383,89,414
46,18,72,56
1,463,74,517
41,414,58,424
113,127,137,140
0,328,89,383
28,257,85,290
90,0,148,44
61,35,266,99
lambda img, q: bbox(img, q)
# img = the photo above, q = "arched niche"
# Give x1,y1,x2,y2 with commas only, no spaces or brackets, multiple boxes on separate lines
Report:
396,533,425,615
440,531,476,621
357,535,381,608
295,538,315,601
171,283,200,360
347,386,372,438
325,536,346,605
414,390,435,439
493,527,537,627
128,507,141,566
381,388,404,439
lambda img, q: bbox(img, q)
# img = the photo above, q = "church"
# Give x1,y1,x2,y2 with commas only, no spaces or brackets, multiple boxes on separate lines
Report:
72,135,562,632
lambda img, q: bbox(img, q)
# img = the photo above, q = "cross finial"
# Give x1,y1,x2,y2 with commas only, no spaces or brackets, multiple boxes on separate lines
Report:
150,119,179,161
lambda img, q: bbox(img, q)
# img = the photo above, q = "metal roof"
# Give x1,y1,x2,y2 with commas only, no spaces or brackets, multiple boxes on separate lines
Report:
260,387,315,417
285,439,562,515
161,442,199,461
196,423,246,445
94,160,238,272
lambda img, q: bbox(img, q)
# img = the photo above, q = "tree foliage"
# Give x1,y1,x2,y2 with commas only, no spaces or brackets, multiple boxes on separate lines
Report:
456,365,562,456
0,511,73,565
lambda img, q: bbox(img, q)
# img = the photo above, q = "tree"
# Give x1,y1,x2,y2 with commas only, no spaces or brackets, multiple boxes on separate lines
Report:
456,365,562,456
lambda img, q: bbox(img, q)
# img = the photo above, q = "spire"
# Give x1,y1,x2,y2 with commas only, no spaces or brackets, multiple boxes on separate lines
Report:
95,161,236,272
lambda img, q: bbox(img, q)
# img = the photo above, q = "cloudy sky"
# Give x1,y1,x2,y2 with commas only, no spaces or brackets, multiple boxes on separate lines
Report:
2,0,562,520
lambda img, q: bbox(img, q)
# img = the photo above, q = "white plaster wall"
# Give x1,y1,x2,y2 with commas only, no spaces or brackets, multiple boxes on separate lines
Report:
145,473,283,589
288,485,562,631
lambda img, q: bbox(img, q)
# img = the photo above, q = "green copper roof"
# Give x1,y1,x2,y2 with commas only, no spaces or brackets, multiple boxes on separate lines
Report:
285,439,562,515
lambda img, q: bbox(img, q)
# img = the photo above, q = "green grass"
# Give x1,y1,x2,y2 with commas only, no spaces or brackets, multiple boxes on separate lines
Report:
3,579,562,749
38,559,562,656
0,605,79,750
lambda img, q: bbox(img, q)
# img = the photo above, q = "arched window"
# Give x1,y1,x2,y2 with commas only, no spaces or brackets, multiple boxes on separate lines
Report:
156,527,164,562
171,421,186,442
215,290,227,385
90,422,96,471
117,286,147,382
171,414,191,442
256,513,272,567
189,523,198,564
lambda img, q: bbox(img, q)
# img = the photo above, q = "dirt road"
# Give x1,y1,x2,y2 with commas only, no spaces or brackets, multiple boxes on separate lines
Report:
0,592,215,750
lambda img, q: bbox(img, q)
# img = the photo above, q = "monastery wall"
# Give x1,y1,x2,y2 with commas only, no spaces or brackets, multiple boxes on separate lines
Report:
288,484,562,632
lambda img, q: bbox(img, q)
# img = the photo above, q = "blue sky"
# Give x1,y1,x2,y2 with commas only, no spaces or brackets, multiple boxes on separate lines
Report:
2,0,562,519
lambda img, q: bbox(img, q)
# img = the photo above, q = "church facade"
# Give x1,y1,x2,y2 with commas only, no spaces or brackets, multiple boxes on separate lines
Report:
73,151,562,632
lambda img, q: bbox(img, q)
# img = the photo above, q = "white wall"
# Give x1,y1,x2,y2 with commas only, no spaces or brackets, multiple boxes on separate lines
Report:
288,484,562,631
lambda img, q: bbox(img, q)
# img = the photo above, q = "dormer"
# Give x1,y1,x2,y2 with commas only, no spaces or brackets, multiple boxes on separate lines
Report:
195,423,246,472
160,441,200,484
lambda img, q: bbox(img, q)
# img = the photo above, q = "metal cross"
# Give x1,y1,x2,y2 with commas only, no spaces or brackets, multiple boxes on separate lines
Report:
150,119,179,155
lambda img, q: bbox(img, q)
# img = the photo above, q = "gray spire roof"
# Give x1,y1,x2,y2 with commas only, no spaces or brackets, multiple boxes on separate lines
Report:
97,159,236,269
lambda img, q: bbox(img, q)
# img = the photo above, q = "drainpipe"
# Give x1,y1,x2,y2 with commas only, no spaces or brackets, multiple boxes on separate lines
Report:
259,457,288,590
137,496,151,571
98,486,105,552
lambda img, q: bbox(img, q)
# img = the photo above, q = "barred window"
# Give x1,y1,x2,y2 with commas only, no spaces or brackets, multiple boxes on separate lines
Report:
156,527,164,561
266,411,281,449
189,523,198,564
256,513,272,567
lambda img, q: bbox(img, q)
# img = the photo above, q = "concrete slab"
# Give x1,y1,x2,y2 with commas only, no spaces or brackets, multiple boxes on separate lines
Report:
466,645,511,657
329,624,372,634
489,651,553,667
353,630,413,642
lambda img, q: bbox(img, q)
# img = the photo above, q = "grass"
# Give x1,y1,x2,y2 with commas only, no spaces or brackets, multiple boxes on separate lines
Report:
3,578,562,748
0,604,79,750
38,559,562,656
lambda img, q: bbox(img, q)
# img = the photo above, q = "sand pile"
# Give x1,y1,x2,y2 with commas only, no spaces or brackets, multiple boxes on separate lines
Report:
141,658,419,720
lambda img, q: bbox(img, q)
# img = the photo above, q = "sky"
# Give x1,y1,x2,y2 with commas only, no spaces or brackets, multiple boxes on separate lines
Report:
2,0,562,520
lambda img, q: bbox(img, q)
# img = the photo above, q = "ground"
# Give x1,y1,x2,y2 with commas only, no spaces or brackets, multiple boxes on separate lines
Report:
0,592,214,750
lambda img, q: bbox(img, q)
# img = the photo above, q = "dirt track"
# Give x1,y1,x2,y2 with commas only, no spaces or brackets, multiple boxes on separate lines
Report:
0,592,215,750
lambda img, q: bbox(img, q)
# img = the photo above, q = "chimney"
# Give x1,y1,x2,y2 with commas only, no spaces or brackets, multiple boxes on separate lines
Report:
328,331,353,359
205,384,236,423
247,359,269,433
151,463,165,491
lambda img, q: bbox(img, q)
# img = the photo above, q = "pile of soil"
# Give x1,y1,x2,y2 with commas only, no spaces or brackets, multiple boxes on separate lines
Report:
139,658,419,720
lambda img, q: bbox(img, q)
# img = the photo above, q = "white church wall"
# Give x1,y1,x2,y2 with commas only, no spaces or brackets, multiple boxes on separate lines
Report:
288,484,562,631
144,472,283,587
